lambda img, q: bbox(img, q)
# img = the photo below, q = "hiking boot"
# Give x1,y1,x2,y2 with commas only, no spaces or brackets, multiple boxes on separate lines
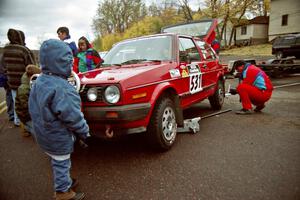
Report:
254,104,265,112
55,189,85,200
71,192,85,200
235,109,252,115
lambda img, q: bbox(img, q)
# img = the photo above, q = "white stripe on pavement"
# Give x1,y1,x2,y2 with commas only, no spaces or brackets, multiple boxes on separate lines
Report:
274,82,300,89
0,101,6,108
0,101,7,114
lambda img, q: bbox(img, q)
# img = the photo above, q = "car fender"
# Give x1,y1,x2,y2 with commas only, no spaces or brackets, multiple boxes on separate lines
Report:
147,81,184,126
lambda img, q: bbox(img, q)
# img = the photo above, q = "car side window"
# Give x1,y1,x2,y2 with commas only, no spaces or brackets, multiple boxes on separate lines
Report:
296,37,300,45
179,37,201,62
282,37,296,45
195,40,216,60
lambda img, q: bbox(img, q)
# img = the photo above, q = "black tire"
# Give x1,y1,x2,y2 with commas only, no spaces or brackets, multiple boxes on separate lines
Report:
147,96,177,151
209,80,225,110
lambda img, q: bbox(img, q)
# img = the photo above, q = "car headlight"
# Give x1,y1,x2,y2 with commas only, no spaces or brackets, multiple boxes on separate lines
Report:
104,85,120,104
87,87,98,101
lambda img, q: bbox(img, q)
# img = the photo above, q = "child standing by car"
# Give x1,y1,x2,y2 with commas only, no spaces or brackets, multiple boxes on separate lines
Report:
73,36,103,73
15,64,41,136
29,39,89,200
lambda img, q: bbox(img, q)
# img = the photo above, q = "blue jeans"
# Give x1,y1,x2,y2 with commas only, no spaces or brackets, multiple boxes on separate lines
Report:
5,87,14,120
11,89,20,126
50,156,72,192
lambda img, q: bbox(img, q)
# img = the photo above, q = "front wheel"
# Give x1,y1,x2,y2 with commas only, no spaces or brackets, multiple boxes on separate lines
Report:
147,96,177,151
209,80,225,110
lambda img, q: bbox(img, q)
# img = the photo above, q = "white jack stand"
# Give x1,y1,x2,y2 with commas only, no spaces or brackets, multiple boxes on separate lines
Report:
177,109,232,134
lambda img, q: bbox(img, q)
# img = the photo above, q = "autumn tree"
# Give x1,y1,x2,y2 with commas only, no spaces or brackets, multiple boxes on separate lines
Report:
93,0,147,36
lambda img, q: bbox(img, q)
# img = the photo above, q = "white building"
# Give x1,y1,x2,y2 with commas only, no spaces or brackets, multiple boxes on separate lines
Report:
268,0,300,41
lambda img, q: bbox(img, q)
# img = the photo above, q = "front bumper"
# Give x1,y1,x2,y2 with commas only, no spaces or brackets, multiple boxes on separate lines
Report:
82,102,151,122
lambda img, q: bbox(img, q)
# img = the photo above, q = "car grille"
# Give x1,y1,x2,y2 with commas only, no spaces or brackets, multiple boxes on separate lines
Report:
80,86,104,102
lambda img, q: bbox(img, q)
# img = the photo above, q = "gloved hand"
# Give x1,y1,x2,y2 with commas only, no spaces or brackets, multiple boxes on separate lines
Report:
229,88,238,95
78,139,88,149
76,132,91,149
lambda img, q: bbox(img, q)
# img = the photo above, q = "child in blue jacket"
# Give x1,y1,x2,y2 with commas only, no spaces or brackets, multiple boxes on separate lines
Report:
29,39,89,200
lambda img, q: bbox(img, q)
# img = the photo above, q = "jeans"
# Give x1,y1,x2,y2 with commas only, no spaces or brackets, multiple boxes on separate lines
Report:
49,155,72,192
11,89,20,126
5,87,14,120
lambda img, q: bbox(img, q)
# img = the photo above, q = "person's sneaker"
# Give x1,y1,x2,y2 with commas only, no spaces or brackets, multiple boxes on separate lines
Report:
71,178,78,189
254,105,265,112
235,109,252,115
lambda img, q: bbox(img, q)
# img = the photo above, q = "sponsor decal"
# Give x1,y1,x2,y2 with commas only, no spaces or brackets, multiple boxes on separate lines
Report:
181,69,189,78
187,63,203,94
169,69,181,78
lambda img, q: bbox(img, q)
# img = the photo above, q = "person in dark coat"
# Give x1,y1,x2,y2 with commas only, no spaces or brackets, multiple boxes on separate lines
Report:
2,28,35,126
0,52,14,121
29,39,89,200
15,64,41,136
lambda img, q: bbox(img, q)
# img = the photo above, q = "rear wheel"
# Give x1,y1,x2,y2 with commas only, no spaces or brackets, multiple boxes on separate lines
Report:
209,80,225,110
147,96,177,151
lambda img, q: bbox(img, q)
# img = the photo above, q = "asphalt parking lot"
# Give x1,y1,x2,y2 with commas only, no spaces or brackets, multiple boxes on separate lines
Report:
0,70,299,200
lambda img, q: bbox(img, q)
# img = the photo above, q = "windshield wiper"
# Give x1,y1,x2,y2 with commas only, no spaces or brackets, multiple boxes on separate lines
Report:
121,59,147,65
144,59,162,62
102,63,122,67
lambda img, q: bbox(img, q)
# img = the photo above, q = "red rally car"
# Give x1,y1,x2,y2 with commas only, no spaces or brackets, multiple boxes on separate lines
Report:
78,19,225,150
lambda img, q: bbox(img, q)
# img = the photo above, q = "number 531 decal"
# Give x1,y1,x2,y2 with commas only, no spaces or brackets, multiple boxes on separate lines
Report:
189,72,203,94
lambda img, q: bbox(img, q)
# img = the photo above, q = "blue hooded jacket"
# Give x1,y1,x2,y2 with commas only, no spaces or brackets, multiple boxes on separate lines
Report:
29,39,89,155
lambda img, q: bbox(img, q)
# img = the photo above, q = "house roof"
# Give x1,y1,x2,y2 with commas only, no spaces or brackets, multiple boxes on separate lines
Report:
249,16,269,24
235,16,269,27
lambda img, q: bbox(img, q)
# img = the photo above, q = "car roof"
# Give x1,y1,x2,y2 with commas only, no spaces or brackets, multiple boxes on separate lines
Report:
278,33,300,38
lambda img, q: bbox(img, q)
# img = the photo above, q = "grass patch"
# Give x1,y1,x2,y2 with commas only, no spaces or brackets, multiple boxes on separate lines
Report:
220,44,272,56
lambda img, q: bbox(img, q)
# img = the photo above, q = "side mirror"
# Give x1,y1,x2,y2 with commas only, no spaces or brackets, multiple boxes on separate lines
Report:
179,51,190,63
188,53,201,62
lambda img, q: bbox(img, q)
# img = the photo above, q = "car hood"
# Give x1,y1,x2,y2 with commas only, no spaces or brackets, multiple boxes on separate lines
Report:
80,62,175,88
161,19,218,45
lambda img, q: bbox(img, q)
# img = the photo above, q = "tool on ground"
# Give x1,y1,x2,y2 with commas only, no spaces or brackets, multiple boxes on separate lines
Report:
177,109,232,134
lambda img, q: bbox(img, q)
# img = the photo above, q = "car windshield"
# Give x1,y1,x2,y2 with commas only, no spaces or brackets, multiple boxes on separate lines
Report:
162,20,213,38
102,35,173,66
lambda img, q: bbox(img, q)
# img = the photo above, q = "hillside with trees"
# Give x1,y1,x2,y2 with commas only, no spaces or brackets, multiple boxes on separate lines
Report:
92,0,270,51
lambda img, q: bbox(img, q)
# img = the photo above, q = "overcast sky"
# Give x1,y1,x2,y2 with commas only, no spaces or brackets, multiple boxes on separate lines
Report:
0,0,201,50
0,0,101,49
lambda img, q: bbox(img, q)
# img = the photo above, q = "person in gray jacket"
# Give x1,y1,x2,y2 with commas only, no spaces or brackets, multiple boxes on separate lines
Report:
29,39,89,200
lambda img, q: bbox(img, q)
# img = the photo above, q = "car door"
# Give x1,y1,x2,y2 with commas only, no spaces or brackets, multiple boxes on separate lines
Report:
178,37,207,95
196,41,219,87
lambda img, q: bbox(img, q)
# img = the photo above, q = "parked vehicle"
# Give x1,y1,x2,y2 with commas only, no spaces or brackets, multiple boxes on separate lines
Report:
272,34,300,59
78,19,225,151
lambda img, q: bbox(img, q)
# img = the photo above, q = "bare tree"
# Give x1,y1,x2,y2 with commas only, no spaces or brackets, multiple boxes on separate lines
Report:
178,0,194,21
